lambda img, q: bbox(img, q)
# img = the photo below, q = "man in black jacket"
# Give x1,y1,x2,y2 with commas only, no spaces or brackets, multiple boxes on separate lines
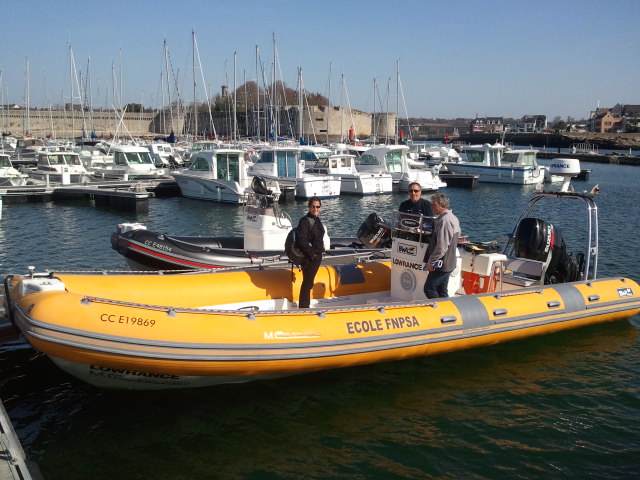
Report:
296,196,326,308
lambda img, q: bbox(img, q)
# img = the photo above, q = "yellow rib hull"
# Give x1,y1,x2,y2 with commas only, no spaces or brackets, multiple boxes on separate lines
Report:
5,264,640,390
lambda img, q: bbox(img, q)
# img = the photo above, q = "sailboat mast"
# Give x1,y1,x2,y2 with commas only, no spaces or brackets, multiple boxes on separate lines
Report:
24,57,30,136
244,69,248,137
340,74,344,143
255,45,260,141
298,66,303,142
395,59,399,145
272,33,278,139
192,30,197,139
373,78,376,143
385,77,391,145
326,62,332,144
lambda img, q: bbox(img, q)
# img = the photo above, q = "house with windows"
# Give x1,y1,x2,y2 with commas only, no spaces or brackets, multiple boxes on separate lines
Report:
590,109,620,133
610,104,640,133
521,115,547,132
469,116,503,133
589,104,640,133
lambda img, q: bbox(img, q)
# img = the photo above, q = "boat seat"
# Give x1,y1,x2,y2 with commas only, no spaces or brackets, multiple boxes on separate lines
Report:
502,257,546,287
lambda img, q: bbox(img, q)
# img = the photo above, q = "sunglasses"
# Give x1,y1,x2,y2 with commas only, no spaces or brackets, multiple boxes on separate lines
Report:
310,205,322,209
409,189,421,193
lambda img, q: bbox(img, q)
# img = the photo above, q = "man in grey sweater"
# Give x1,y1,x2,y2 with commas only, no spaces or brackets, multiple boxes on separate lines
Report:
423,193,461,299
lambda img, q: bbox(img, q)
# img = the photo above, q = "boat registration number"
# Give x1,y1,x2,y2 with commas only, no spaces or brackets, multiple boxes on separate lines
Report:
100,314,156,327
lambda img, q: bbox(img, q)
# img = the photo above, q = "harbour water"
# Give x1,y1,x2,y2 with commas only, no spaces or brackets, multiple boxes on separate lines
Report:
1,161,639,478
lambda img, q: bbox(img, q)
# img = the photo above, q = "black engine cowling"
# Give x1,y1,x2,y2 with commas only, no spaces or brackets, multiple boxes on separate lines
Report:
357,213,392,248
514,217,580,283
251,176,271,195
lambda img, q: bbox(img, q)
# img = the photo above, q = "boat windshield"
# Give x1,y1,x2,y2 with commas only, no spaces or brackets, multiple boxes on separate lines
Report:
65,155,82,166
189,156,211,171
115,151,154,165
357,153,381,166
313,158,329,169
44,154,79,166
257,151,275,164
385,150,403,172
192,142,217,152
503,151,538,166
276,150,297,177
465,150,485,163
0,156,11,167
217,153,241,181
301,150,331,162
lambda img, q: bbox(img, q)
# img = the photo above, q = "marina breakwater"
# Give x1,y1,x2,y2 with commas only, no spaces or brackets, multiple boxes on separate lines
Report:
536,150,640,165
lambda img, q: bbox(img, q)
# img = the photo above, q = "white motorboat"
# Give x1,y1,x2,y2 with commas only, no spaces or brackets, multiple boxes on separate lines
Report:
408,142,462,165
355,145,446,192
305,152,393,195
147,142,184,168
171,147,253,204
26,151,93,184
247,145,341,199
90,145,166,180
0,153,29,186
444,144,545,185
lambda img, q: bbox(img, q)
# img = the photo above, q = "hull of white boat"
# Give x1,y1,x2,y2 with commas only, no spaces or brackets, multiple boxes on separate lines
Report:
445,164,545,185
395,171,446,192
295,176,341,199
0,175,28,187
28,172,94,184
172,173,245,203
339,173,393,195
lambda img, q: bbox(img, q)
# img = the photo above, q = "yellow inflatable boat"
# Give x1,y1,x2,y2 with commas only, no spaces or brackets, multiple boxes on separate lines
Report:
4,191,640,389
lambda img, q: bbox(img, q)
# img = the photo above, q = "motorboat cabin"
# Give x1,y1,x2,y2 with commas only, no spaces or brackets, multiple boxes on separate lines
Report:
355,145,446,192
444,144,545,185
248,146,341,199
171,148,252,203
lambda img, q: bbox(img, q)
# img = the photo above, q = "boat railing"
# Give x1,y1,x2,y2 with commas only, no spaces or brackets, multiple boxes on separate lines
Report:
572,143,598,155
391,211,435,244
503,191,598,280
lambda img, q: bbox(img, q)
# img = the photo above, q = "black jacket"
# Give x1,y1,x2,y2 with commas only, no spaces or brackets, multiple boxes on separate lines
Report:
297,213,325,259
399,198,433,216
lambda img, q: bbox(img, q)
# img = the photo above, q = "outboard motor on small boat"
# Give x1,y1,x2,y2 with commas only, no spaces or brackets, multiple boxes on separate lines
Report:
514,217,580,283
251,176,272,196
357,213,392,249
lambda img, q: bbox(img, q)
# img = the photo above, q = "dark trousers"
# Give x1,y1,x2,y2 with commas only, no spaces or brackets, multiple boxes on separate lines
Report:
424,269,451,299
299,254,322,308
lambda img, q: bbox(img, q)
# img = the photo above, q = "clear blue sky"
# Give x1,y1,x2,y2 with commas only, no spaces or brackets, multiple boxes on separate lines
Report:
1,0,638,121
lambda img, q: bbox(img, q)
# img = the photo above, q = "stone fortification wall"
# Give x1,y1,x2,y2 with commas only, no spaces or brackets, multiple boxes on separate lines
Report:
2,106,397,143
1,110,161,138
302,106,396,142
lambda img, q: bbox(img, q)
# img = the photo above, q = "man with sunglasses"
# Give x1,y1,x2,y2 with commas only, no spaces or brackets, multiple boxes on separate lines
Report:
296,196,326,308
399,182,433,216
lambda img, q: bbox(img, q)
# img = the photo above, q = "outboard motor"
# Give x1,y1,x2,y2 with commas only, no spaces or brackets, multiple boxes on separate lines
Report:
251,176,271,195
514,217,579,283
357,213,392,248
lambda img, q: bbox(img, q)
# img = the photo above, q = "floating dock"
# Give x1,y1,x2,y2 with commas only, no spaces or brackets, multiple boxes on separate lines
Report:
1,399,39,480
0,180,180,213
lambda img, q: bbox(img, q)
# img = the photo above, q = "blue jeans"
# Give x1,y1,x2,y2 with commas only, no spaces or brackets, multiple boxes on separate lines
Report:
424,269,451,299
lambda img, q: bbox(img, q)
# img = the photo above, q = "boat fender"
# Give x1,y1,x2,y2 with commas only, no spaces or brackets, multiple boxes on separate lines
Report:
117,222,147,234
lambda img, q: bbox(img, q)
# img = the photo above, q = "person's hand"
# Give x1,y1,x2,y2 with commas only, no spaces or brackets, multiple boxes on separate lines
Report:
426,264,435,272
